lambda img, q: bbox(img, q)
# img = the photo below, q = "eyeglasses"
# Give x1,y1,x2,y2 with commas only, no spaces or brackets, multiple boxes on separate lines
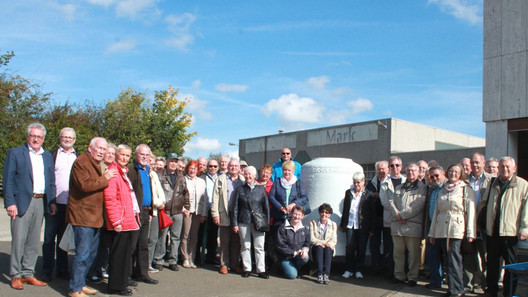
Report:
282,152,291,155
60,136,75,140
29,134,44,140
321,210,331,214
208,165,218,168
389,164,401,168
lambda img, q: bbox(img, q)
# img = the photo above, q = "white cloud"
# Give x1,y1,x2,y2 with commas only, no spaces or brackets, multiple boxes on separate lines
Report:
181,94,212,120
262,93,324,128
429,0,482,25
165,13,196,51
191,80,201,89
347,98,374,114
105,39,136,54
305,76,330,90
86,0,116,7
115,0,159,18
184,137,222,153
49,3,78,21
215,83,249,93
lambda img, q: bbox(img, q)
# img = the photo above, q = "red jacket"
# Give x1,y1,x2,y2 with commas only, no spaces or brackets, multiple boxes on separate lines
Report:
104,162,140,231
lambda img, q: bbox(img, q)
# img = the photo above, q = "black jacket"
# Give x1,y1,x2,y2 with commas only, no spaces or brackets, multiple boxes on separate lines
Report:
339,188,375,233
231,183,269,226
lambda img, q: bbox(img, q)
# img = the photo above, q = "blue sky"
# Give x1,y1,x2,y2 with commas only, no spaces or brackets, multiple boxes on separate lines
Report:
1,0,484,159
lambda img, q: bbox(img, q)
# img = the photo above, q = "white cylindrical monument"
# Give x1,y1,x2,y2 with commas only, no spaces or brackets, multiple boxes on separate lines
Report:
300,157,364,256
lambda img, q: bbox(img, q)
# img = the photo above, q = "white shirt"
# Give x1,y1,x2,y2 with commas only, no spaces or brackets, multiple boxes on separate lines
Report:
55,147,77,204
29,146,45,194
347,189,363,229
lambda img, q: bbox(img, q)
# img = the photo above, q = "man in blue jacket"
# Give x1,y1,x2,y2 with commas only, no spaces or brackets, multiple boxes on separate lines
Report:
271,148,301,182
3,122,56,290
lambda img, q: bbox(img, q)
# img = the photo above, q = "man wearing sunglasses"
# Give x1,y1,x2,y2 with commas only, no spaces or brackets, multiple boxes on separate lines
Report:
271,148,302,182
198,159,220,265
379,156,406,280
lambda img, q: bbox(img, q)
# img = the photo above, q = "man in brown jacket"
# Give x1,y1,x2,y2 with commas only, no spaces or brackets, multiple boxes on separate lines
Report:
66,137,116,297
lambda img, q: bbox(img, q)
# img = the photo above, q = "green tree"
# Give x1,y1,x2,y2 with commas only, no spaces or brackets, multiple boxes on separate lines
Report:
41,102,104,153
101,86,195,156
0,51,51,176
149,86,195,157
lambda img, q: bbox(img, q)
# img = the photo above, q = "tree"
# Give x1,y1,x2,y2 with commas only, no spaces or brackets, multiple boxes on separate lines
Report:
0,51,51,176
101,87,195,156
148,86,195,157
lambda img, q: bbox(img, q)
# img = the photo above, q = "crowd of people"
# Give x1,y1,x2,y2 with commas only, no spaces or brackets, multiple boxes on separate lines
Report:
3,123,528,297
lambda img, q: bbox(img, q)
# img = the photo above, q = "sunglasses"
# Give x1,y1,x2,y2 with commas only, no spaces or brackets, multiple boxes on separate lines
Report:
389,164,401,168
208,165,218,168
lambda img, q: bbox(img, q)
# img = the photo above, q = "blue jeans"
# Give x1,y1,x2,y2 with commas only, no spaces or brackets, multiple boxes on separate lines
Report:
425,240,443,287
281,255,309,279
70,227,100,293
42,204,68,274
345,228,368,273
312,245,333,275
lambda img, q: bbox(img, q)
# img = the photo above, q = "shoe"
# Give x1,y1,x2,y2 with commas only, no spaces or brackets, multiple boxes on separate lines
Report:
323,274,330,285
355,271,364,279
127,280,138,287
20,276,47,286
317,274,324,284
68,291,88,297
148,266,159,273
392,278,406,284
407,280,417,287
101,269,109,279
152,263,164,271
189,262,197,269
11,277,23,290
41,273,52,282
57,271,70,280
241,271,250,278
342,270,352,279
231,267,243,274
168,264,179,271
82,286,97,295
87,275,102,283
425,283,442,289
182,260,192,268
133,276,159,285
258,272,269,279
449,294,464,297
219,267,228,274
109,288,133,296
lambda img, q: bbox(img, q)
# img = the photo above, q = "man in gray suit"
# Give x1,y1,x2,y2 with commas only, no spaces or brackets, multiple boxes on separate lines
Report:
3,122,56,290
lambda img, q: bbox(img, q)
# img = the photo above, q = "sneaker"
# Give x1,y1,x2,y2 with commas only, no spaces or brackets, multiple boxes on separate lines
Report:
355,271,364,279
323,274,330,285
317,274,324,284
342,271,352,279
148,266,159,273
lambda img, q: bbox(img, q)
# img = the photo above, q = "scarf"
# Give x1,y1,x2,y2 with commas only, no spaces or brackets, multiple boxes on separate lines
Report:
280,175,298,189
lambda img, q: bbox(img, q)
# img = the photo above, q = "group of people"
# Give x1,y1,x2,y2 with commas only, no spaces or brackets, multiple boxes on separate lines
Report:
3,123,528,297
355,154,528,297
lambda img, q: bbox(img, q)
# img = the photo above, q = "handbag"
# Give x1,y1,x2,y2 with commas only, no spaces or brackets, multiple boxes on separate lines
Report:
244,187,270,232
59,223,76,255
460,185,477,254
158,208,173,229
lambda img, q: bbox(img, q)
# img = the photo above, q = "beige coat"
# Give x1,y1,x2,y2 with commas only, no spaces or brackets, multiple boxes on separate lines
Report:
428,183,476,240
389,180,427,238
380,176,406,227
480,175,528,237
211,173,245,227
310,219,338,256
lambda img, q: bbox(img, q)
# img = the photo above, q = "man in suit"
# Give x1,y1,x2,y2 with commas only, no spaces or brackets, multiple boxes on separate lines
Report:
3,122,56,290
42,127,78,282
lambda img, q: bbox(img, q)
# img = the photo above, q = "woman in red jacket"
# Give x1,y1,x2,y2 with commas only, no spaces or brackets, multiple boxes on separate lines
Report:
104,144,140,296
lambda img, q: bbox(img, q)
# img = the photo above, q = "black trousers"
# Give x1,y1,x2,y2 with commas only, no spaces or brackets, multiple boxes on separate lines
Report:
486,235,518,297
131,209,150,278
108,230,133,290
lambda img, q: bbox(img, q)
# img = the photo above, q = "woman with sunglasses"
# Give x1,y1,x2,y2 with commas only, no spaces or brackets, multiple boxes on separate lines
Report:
310,203,338,284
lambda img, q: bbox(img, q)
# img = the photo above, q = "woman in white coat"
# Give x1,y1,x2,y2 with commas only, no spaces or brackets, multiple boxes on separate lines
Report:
428,163,476,297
